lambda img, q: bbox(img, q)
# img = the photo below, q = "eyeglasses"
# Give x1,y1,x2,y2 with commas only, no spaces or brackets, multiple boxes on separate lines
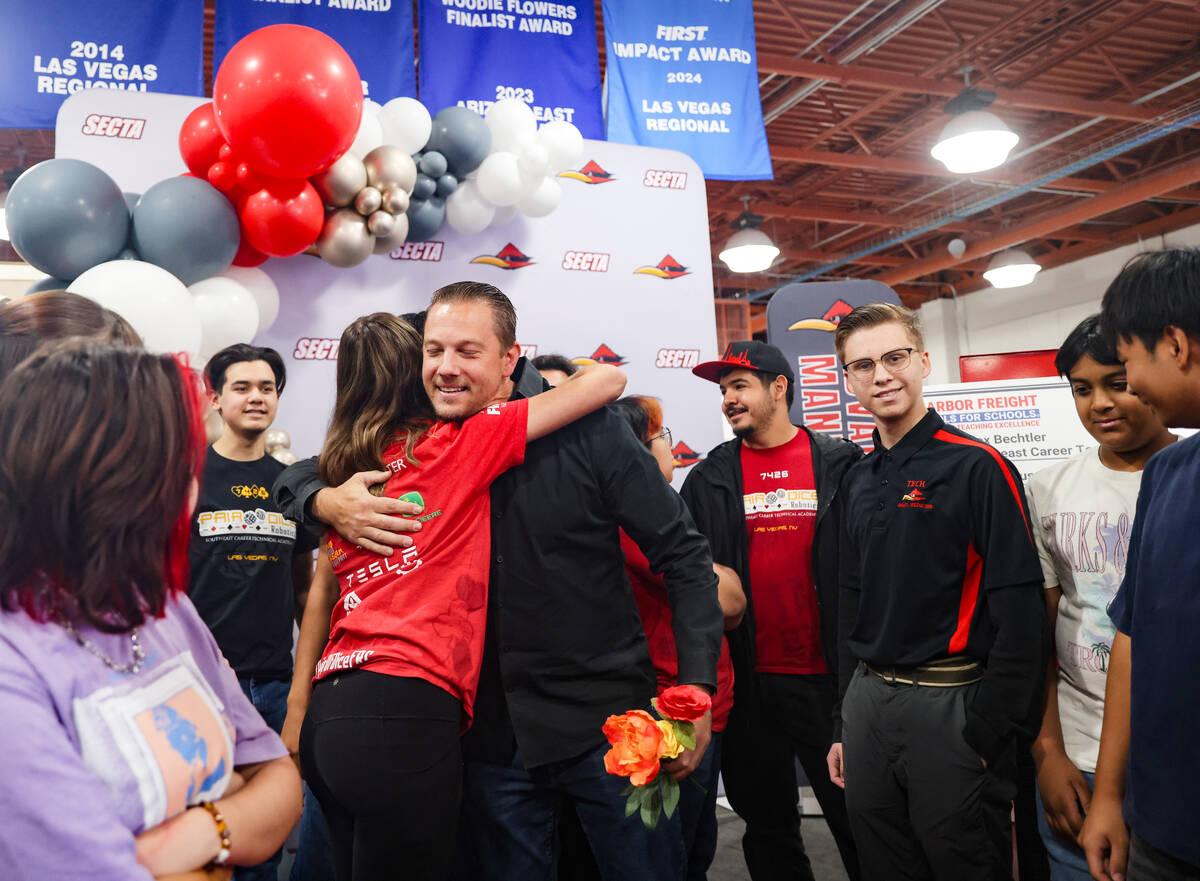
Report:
650,427,672,450
842,347,916,380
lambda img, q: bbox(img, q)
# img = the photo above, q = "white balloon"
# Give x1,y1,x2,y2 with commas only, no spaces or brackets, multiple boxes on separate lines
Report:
363,99,383,118
475,152,524,207
349,113,384,159
537,120,584,173
486,99,538,155
189,276,261,361
68,260,200,356
489,204,519,227
518,142,550,178
445,180,496,235
220,265,279,332
518,177,562,218
379,97,433,154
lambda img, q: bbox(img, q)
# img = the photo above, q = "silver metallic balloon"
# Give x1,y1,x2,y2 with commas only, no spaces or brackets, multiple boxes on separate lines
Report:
363,145,417,195
354,186,382,217
311,153,368,208
367,210,395,238
316,209,375,268
264,428,291,452
271,448,299,466
382,186,410,216
205,408,224,444
372,212,410,255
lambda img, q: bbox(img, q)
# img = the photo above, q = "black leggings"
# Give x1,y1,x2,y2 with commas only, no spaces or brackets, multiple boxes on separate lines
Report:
299,670,463,881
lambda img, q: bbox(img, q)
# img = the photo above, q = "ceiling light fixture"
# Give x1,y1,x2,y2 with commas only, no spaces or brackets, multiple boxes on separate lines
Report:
931,69,1019,174
983,248,1041,289
718,197,780,274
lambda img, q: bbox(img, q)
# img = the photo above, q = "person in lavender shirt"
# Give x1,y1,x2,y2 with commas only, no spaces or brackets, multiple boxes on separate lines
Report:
0,342,301,881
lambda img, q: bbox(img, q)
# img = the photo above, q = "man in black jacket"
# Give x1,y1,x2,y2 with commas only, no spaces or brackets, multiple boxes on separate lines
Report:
274,282,723,881
680,341,861,881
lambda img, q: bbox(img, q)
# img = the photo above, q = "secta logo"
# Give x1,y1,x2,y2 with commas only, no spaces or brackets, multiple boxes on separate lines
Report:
642,169,688,190
470,243,534,269
558,160,615,184
574,344,627,366
388,241,444,262
655,348,700,368
294,338,340,360
672,441,702,468
634,255,690,279
81,114,145,139
788,298,854,332
561,251,610,272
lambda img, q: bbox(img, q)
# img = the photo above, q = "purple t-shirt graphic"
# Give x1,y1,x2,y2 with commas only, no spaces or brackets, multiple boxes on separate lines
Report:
0,593,285,881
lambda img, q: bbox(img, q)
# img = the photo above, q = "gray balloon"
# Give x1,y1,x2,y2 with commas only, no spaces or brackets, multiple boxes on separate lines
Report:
367,211,395,239
427,107,492,177
311,153,368,208
436,174,458,197
405,197,446,243
413,174,437,200
354,186,382,217
6,158,129,280
316,209,374,268
382,186,410,215
373,213,410,254
130,177,240,285
418,150,448,178
25,276,71,295
363,146,417,194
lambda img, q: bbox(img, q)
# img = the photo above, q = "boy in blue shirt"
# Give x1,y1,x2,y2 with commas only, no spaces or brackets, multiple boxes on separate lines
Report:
1080,247,1200,881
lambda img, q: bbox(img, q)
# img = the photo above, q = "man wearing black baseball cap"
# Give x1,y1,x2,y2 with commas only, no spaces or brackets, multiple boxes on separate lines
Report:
681,341,862,881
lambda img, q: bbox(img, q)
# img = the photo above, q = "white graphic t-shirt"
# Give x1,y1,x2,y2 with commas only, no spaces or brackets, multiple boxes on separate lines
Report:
1026,447,1141,772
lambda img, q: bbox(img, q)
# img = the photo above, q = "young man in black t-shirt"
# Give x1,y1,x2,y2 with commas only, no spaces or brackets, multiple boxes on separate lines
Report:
189,343,318,881
828,303,1046,881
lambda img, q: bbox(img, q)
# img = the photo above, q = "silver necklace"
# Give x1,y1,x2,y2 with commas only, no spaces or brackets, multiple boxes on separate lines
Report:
59,618,145,674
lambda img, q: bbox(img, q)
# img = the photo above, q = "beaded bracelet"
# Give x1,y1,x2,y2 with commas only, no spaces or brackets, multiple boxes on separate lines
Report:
199,800,232,867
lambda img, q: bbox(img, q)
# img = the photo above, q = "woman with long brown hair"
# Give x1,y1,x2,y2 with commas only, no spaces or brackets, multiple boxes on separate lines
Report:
0,343,301,881
283,311,625,881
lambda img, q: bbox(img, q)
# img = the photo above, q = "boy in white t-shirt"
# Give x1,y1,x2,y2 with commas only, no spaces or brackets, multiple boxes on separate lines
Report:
1026,314,1176,881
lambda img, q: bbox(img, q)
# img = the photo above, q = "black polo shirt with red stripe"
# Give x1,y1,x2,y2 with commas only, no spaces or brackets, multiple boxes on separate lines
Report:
841,407,1041,668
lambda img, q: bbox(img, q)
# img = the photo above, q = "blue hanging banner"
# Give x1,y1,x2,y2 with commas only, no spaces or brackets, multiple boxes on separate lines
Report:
417,0,603,139
0,0,203,130
602,0,772,181
214,0,415,104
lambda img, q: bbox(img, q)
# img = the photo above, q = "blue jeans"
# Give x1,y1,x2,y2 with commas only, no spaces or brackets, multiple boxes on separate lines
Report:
455,741,685,881
289,782,335,881
679,732,721,881
1034,769,1094,881
236,677,290,881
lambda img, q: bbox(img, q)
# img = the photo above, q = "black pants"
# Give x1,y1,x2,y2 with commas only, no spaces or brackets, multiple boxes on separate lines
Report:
842,665,1017,881
722,672,861,881
299,670,463,881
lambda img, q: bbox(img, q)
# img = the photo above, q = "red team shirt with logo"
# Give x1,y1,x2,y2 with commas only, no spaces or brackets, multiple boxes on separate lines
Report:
314,399,529,720
621,531,735,731
740,431,827,674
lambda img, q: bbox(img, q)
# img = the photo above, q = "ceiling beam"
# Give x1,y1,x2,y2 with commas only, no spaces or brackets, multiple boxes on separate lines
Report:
711,199,984,232
873,155,1200,284
756,54,1158,123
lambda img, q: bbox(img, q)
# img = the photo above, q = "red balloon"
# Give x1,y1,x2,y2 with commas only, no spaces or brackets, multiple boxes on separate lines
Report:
219,143,235,161
207,161,239,193
235,162,265,193
213,24,363,179
179,103,226,178
239,178,324,257
232,231,269,267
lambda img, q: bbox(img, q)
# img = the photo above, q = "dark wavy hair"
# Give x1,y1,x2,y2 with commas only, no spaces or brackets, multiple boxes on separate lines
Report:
319,313,433,487
1055,314,1119,377
1100,248,1200,350
0,342,205,632
0,290,141,380
204,343,287,394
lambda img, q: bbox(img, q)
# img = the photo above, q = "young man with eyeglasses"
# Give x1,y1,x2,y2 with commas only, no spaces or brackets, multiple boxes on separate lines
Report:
828,303,1047,880
680,340,862,881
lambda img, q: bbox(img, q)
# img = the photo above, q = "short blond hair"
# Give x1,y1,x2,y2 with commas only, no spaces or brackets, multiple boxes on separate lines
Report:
834,303,924,361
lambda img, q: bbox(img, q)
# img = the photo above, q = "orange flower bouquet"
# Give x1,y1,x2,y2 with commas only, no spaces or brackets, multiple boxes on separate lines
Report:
602,684,712,829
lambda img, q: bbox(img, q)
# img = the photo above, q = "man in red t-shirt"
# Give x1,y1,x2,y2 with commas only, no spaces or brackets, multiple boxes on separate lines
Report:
681,341,862,881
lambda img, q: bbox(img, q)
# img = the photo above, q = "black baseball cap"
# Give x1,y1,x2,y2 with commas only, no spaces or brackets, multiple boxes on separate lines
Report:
692,341,794,384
